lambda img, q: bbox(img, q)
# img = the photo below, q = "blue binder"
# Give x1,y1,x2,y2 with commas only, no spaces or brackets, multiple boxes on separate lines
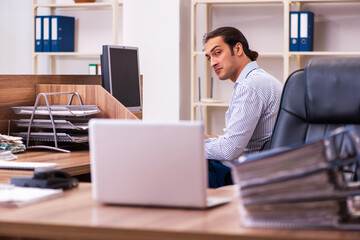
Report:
299,11,314,51
51,16,75,52
35,16,43,52
289,11,299,51
42,16,51,52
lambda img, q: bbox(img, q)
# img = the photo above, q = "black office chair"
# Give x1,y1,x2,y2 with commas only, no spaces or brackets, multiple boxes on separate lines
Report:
268,58,360,180
269,58,360,148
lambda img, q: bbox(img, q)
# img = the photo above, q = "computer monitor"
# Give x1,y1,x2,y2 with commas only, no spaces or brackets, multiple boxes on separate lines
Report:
101,45,142,112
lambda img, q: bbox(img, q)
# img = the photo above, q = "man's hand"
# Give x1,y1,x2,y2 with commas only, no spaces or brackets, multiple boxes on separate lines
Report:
205,135,218,139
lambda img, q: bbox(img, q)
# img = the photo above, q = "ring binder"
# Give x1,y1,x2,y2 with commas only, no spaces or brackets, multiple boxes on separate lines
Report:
232,126,360,229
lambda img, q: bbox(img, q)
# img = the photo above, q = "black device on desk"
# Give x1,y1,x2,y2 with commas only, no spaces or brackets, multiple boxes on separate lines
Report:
10,169,78,190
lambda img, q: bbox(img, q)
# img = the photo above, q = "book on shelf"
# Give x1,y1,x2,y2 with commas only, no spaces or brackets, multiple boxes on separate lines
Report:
35,15,75,52
88,64,101,75
289,11,314,51
88,64,97,75
231,126,360,229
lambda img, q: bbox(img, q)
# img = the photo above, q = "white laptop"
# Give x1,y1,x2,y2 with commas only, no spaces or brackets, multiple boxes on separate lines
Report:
89,119,230,209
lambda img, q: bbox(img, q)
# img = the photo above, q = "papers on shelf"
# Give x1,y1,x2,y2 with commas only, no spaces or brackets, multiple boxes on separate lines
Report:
0,184,63,207
14,119,89,130
12,132,88,143
12,105,100,117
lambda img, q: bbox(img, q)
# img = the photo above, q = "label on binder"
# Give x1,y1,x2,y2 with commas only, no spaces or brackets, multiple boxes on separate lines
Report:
43,17,51,52
289,12,299,51
35,16,43,52
299,11,314,51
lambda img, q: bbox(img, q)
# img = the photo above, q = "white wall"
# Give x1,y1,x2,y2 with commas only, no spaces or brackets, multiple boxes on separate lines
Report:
123,0,190,121
0,0,33,74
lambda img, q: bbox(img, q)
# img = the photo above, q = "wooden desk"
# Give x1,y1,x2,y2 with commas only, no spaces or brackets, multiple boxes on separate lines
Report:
0,183,359,240
0,150,90,184
0,74,138,183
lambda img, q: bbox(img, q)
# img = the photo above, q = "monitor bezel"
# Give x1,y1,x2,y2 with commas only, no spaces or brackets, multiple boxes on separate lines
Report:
105,45,142,112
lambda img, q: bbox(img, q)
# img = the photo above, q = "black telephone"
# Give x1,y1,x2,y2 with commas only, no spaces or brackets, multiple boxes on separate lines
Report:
10,169,79,190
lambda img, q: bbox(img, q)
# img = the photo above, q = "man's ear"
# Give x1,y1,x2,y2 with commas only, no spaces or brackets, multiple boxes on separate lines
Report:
234,42,243,56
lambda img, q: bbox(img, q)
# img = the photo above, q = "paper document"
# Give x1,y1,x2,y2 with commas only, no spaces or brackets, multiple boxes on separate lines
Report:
13,132,88,143
0,161,59,170
12,105,100,117
0,151,17,161
14,119,89,130
0,184,63,207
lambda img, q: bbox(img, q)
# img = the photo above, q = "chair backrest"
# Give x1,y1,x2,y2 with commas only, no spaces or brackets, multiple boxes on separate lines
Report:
269,58,360,149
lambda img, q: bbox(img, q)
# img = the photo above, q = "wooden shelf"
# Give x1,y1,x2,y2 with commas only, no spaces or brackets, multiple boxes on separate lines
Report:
34,2,122,9
194,0,285,4
289,51,360,56
33,52,101,57
32,0,121,74
289,0,360,3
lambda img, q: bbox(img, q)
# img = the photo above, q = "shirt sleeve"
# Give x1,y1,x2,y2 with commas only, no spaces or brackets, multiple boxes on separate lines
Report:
205,85,263,161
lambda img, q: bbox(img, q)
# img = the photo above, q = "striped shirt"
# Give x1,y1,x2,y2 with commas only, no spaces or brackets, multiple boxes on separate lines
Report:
205,61,283,167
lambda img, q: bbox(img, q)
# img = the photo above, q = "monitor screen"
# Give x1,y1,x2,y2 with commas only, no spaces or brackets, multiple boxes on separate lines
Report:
101,45,142,112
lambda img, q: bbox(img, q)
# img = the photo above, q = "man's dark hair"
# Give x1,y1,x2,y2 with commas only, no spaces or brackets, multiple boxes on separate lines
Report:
203,26,258,61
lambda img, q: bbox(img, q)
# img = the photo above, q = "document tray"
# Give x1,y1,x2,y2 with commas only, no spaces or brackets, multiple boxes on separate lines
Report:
12,105,100,117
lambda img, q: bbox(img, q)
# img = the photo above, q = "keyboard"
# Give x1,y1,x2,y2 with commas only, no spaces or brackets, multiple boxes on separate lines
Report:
0,161,59,170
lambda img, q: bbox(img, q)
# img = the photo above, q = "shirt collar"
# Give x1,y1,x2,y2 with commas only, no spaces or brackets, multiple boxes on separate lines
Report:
235,61,259,84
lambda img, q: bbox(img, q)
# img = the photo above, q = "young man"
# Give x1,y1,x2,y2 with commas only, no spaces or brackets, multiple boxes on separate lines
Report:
203,26,283,188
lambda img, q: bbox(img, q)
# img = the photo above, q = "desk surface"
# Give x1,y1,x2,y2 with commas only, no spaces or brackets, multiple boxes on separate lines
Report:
0,150,90,183
1,183,360,240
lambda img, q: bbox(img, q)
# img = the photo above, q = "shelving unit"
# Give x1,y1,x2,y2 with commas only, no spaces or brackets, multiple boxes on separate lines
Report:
32,0,122,74
191,0,360,134
191,0,288,134
288,0,360,70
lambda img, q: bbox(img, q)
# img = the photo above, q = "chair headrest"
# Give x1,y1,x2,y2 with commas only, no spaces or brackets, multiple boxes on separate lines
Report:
305,58,360,123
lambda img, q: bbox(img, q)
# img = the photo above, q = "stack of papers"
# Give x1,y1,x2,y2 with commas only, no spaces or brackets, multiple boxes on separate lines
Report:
231,126,360,229
0,184,63,207
239,199,343,228
12,105,100,117
0,134,26,153
13,132,88,143
14,119,89,130
0,151,17,161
